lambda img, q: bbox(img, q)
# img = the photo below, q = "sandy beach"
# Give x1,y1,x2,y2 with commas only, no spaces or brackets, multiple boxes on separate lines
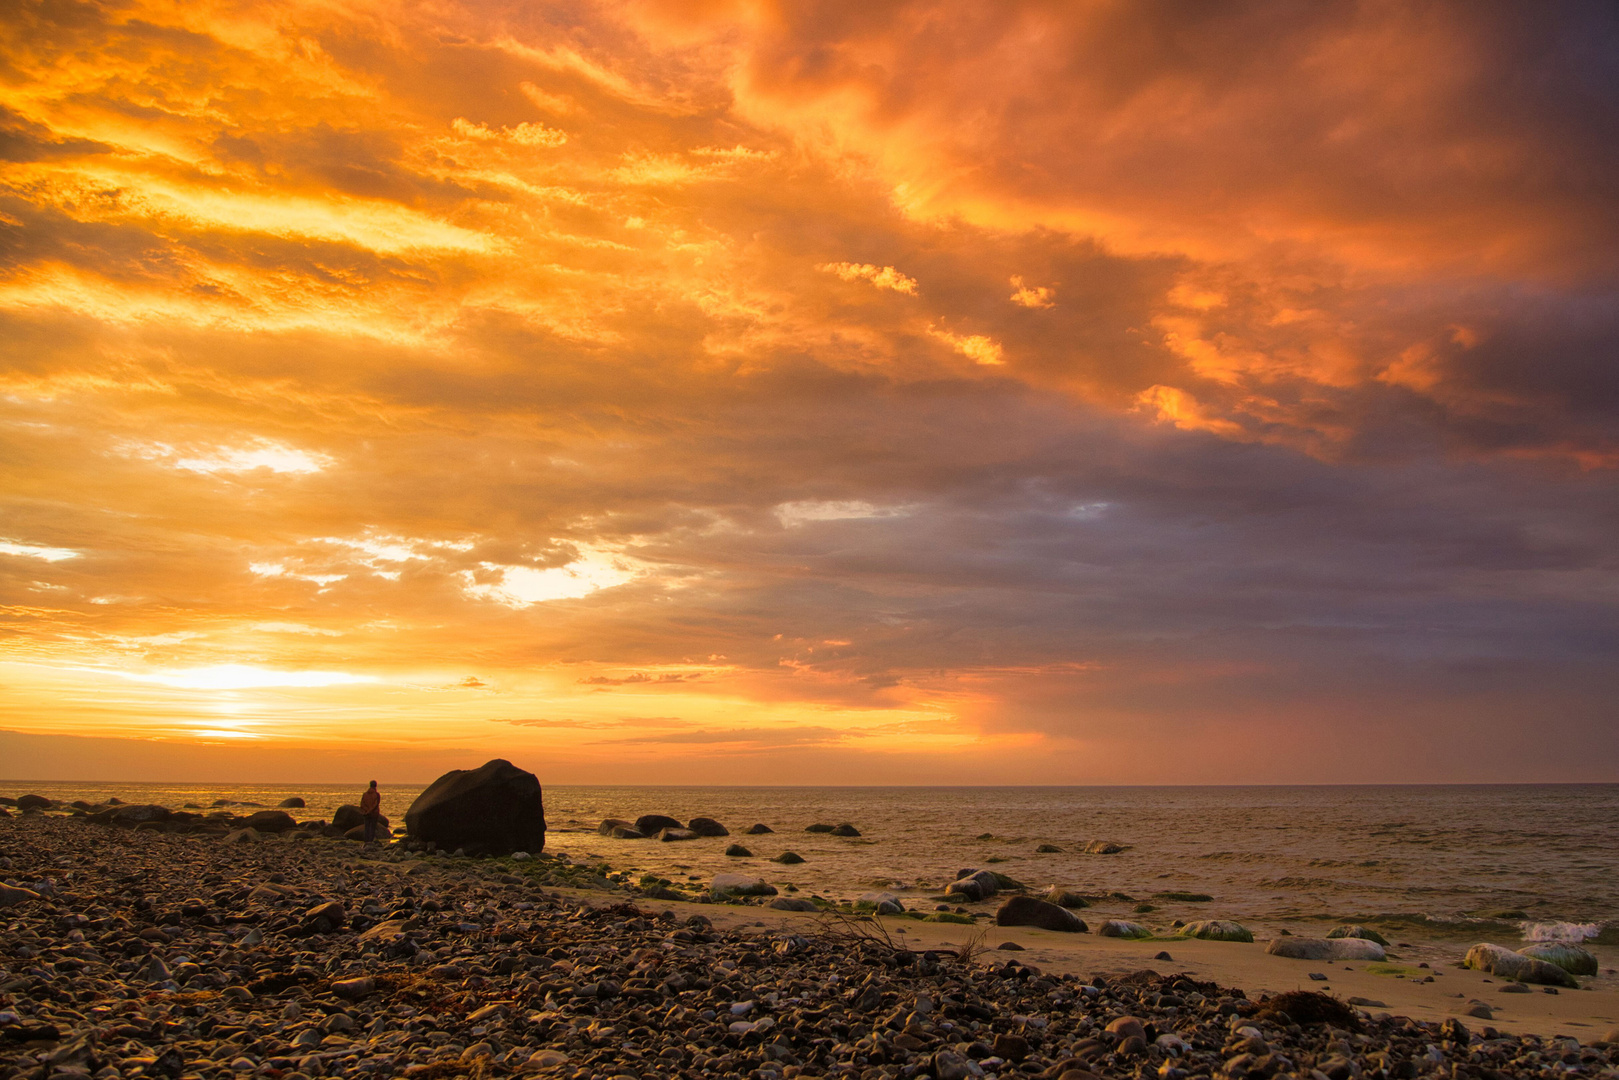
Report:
2,808,1616,1079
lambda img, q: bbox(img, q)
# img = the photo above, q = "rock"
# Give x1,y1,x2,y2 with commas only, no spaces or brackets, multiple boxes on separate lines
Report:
949,868,1003,902
138,955,172,983
16,794,52,810
1518,942,1599,976
331,976,374,999
686,817,729,837
657,827,699,841
111,804,172,827
610,826,645,839
932,1048,979,1080
332,805,365,830
1326,924,1390,946
1463,943,1578,987
1155,950,1173,960
305,900,346,929
1084,840,1125,854
1180,919,1253,942
1044,887,1089,908
222,828,262,843
1464,1003,1494,1020
597,818,636,836
724,843,753,857
804,823,836,833
772,851,805,864
997,941,1025,950
1106,1016,1147,1042
1035,843,1063,853
1098,920,1152,939
241,810,297,833
710,873,778,898
405,758,547,855
745,823,774,834
992,1032,1030,1061
857,891,905,914
529,1050,569,1067
830,822,861,836
277,797,306,808
768,897,819,912
1266,936,1385,961
634,814,683,836
0,884,41,907
996,895,1087,932
344,824,393,841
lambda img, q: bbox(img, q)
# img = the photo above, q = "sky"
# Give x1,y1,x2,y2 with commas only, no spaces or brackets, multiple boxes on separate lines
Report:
1,0,1616,785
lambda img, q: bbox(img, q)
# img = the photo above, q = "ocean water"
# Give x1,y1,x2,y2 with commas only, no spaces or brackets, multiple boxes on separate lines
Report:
8,782,1615,941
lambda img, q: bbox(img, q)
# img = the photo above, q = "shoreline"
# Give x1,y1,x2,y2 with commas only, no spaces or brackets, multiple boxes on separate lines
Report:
2,816,1617,1079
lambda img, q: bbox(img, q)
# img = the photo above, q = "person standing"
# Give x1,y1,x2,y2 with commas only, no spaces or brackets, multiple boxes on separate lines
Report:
359,780,382,843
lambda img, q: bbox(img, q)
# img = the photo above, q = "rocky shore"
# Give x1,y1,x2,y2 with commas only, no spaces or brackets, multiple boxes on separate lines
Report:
3,814,1618,1080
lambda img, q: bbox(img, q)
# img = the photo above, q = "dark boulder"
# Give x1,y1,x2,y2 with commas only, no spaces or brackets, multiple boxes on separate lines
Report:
658,827,699,842
804,823,835,833
16,794,53,811
610,826,645,839
745,823,774,834
772,851,805,864
995,895,1087,932
831,822,861,837
241,810,297,833
687,817,729,837
404,759,547,856
635,814,682,836
111,805,173,827
278,797,306,809
724,843,753,857
333,805,365,830
598,818,636,836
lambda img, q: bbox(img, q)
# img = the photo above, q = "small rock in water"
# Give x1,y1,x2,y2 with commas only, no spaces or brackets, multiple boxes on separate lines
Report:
1044,886,1089,908
771,850,805,864
724,843,753,857
1098,919,1152,939
1155,950,1173,960
744,823,774,834
1085,839,1125,854
830,822,861,836
804,822,836,833
995,895,1086,932
997,940,1025,950
686,816,729,836
1035,843,1063,853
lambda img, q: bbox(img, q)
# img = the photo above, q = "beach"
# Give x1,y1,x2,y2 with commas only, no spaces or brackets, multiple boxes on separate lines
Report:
1,802,1617,1079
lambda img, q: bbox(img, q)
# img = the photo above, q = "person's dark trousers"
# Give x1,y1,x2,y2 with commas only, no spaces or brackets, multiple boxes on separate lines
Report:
364,813,379,843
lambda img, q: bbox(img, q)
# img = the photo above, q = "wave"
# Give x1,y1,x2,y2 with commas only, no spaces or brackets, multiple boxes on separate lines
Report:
1520,921,1602,942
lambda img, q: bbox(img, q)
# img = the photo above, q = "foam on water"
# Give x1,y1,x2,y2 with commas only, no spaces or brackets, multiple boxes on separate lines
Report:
1521,921,1603,942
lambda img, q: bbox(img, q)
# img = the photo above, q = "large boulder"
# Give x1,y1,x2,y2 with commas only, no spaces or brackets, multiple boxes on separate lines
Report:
16,794,53,811
108,804,172,827
996,895,1087,932
1084,840,1125,854
687,817,729,837
333,805,365,831
946,868,1003,902
598,818,636,836
1098,920,1153,939
1464,943,1578,987
1180,920,1254,943
404,759,547,856
241,810,297,833
1518,942,1599,976
1327,924,1389,946
635,814,682,836
657,828,699,842
1044,887,1089,908
745,823,774,834
278,797,306,809
1267,936,1386,961
610,826,645,839
710,873,777,898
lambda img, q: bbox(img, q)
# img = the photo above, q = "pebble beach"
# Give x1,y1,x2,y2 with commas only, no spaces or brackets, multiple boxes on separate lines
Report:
4,801,1619,1080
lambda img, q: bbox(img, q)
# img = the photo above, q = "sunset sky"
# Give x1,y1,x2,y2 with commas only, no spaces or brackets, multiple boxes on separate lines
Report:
2,0,1616,784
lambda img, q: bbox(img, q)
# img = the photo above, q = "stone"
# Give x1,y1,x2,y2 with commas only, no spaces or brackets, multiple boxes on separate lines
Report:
405,758,547,855
657,827,699,842
610,826,644,839
1035,843,1063,853
932,1048,979,1080
1266,936,1385,961
1517,942,1599,976
597,818,636,836
634,814,683,836
1106,1016,1146,1042
997,941,1025,950
1463,943,1578,987
1098,920,1152,939
804,823,836,833
857,891,906,914
830,822,861,836
305,900,346,930
996,895,1087,932
331,977,374,999
222,828,262,844
111,804,172,827
1084,840,1125,854
1326,924,1389,946
771,850,805,864
745,823,774,834
241,810,297,833
724,843,753,857
16,794,52,810
767,897,819,912
1464,1003,1494,1020
0,884,41,907
1045,887,1089,908
1180,920,1253,942
686,816,729,836
710,873,778,898
278,797,306,808
332,805,365,831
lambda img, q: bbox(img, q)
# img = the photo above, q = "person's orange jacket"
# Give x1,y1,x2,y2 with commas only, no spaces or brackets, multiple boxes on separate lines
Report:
359,788,381,815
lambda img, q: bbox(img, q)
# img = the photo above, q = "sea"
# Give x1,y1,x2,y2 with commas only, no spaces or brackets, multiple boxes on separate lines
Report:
7,782,1615,944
